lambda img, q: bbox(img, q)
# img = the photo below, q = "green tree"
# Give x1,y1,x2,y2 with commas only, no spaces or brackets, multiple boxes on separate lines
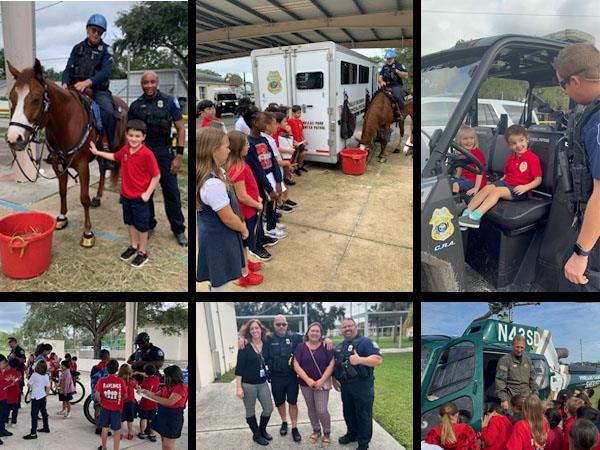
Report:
21,302,187,358
112,2,187,75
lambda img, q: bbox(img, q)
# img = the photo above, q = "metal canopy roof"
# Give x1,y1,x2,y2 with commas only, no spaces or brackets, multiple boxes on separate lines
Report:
196,0,413,63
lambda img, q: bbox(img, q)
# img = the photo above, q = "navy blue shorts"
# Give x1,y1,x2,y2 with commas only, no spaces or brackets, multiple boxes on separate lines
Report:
450,176,475,192
138,408,157,421
150,406,184,439
58,392,73,402
121,195,150,232
99,407,121,431
121,402,136,422
494,180,528,201
271,375,299,407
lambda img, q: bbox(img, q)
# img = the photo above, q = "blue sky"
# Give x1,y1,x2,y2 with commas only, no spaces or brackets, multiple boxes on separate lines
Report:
0,303,27,333
422,302,600,363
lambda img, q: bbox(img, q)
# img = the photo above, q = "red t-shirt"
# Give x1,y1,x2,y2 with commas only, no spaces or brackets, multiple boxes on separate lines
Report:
124,378,138,404
287,117,305,143
462,147,487,188
5,368,21,404
160,383,188,409
71,361,78,372
95,374,127,412
563,417,575,450
114,144,160,200
503,149,542,187
227,161,260,219
139,375,160,411
425,423,480,450
506,417,549,450
480,415,512,450
96,360,107,370
201,116,216,128
0,369,9,402
545,427,563,450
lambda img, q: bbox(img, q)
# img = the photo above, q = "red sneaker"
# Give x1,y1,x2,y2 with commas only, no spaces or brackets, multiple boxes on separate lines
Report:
248,260,263,272
127,434,134,440
234,272,264,287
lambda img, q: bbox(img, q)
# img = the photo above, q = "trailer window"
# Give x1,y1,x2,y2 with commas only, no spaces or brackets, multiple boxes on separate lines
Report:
427,341,475,400
359,65,369,84
341,61,357,85
296,72,324,90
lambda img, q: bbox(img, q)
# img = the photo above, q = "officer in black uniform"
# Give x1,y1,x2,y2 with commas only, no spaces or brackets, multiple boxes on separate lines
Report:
127,332,165,383
555,43,600,292
129,71,187,246
62,14,117,169
333,318,383,450
7,337,26,395
378,50,409,121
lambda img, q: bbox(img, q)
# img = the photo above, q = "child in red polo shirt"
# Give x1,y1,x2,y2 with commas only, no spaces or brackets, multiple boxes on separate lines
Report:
480,403,512,450
459,125,542,229
95,359,127,450
90,119,160,268
288,105,309,175
451,125,487,196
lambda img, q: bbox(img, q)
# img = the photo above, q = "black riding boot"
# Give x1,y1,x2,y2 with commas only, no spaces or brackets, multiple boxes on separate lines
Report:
246,416,269,446
259,414,272,441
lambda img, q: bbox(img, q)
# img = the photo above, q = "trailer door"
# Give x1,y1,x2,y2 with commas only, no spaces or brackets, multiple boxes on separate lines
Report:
292,48,330,159
255,53,290,109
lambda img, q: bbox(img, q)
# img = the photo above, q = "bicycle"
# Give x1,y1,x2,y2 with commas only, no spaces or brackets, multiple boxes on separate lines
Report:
24,374,86,405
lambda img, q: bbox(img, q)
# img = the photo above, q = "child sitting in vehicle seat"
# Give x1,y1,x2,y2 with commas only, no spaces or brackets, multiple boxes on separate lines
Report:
450,125,487,196
459,125,542,229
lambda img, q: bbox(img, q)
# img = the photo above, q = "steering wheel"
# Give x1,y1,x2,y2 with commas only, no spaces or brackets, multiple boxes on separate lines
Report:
447,140,484,175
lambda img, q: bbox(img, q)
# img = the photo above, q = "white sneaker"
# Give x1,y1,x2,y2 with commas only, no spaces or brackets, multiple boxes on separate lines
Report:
264,228,288,239
56,410,66,416
276,223,288,231
64,412,71,419
10,423,16,428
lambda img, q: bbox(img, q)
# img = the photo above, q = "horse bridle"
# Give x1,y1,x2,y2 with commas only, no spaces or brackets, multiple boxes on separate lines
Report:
7,77,50,148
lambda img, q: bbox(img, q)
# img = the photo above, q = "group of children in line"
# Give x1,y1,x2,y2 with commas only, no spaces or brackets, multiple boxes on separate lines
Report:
197,98,310,291
425,389,600,450
0,347,187,450
449,124,543,230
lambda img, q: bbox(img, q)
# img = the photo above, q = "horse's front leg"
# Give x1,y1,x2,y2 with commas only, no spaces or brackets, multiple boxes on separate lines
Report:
378,126,390,163
77,161,95,248
54,159,69,230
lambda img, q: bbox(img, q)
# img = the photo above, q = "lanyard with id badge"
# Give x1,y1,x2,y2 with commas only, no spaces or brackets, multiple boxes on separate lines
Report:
252,342,269,379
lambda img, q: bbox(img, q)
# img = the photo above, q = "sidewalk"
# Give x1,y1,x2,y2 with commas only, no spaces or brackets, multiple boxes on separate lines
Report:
197,382,404,450
380,347,413,354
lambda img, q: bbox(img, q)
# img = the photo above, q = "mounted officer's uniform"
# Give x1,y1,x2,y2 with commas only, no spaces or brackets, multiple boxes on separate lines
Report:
380,50,408,121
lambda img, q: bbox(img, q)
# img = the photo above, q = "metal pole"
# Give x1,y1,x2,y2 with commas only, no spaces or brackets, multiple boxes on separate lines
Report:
304,302,308,333
126,52,130,105
399,315,403,349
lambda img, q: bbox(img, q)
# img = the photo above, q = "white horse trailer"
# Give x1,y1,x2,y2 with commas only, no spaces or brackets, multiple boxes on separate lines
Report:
251,42,379,164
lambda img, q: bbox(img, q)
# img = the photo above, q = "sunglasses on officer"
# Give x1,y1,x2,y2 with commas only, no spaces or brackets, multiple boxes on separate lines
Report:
88,26,104,35
559,68,586,89
275,322,287,327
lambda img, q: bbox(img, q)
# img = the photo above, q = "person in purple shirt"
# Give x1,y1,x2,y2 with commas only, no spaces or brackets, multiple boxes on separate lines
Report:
293,323,335,447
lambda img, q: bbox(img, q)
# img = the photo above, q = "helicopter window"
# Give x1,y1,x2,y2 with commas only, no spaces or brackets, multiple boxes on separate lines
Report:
532,359,550,390
421,347,431,375
427,341,475,399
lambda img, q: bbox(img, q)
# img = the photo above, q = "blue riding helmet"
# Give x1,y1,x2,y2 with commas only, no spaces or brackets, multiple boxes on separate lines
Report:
86,13,107,32
385,50,397,59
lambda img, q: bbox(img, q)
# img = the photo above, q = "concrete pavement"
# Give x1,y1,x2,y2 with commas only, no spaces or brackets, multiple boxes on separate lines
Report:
197,381,404,450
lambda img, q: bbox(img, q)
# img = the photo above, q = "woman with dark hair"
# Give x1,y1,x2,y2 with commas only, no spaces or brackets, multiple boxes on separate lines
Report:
293,322,334,447
137,365,188,450
235,319,274,446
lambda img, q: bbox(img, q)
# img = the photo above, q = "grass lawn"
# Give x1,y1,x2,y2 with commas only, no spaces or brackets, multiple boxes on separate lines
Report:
331,335,412,349
374,352,412,450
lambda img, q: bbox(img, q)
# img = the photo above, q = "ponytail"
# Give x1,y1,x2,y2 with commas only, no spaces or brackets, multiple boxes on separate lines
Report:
439,402,458,444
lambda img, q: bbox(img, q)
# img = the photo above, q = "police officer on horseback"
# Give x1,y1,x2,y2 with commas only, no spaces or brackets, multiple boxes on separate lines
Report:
62,13,118,169
378,50,409,122
333,318,383,450
128,71,187,247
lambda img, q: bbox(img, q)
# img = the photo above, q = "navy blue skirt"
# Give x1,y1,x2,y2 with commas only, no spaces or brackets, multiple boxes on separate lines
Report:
121,402,136,422
150,406,184,439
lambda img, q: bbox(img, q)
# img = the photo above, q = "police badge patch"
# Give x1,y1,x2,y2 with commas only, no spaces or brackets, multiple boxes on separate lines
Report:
429,207,454,242
157,100,164,108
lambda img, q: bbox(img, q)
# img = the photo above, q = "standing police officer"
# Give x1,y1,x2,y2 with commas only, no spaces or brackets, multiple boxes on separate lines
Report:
62,14,117,169
333,318,383,450
129,71,187,246
554,43,600,291
495,335,538,410
378,50,409,121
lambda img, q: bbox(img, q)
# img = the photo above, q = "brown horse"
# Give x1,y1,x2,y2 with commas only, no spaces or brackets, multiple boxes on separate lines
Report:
359,89,413,162
399,96,413,156
5,59,128,248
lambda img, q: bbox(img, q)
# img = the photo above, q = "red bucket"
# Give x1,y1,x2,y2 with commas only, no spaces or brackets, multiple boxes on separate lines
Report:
0,211,55,279
340,148,368,176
